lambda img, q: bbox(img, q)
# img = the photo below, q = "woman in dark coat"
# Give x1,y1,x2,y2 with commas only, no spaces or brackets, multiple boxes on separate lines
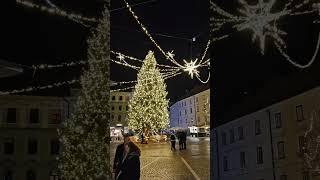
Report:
116,141,141,180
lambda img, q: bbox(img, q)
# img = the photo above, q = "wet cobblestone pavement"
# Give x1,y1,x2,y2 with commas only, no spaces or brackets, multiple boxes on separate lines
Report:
110,137,210,180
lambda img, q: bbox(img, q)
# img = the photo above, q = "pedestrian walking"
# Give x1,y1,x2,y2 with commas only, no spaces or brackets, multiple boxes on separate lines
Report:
116,141,141,180
177,131,182,150
170,133,176,150
113,134,130,179
182,131,187,150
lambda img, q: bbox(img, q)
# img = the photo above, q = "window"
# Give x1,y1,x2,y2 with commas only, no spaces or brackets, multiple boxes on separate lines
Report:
111,106,115,111
50,170,60,180
26,170,36,180
50,139,60,155
280,175,287,180
111,115,114,120
240,151,246,168
223,156,228,171
302,171,309,180
6,108,16,123
119,96,123,101
190,108,192,113
222,132,227,145
296,105,304,121
4,138,14,154
196,97,198,102
190,99,192,105
197,106,199,112
28,138,38,155
185,109,187,115
238,126,244,140
257,146,263,164
126,105,129,111
277,141,285,159
299,136,306,153
111,96,115,101
229,129,235,143
255,120,261,135
119,105,122,111
4,170,13,180
184,101,186,106
118,115,121,122
30,109,39,124
275,112,282,128
49,109,61,124
198,117,200,123
179,111,181,116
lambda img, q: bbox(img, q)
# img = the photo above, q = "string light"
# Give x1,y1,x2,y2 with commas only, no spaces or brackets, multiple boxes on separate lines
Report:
210,0,320,68
0,79,79,95
17,0,211,82
16,0,97,24
122,0,211,82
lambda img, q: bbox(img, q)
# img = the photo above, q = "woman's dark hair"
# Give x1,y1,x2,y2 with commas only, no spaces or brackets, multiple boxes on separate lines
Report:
128,141,141,156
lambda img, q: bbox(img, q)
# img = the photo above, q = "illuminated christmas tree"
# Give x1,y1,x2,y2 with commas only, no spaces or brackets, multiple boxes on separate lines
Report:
58,6,111,180
128,51,169,135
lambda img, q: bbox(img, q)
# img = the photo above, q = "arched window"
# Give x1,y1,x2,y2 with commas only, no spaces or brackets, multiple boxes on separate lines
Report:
26,170,36,180
4,170,13,180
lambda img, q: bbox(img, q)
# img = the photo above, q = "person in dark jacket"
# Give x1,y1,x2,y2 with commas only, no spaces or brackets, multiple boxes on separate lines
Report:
177,131,182,150
182,131,187,149
116,141,141,180
113,134,131,179
170,133,176,150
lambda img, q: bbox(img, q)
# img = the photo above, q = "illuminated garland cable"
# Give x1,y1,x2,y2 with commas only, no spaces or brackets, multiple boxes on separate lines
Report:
0,79,79,95
16,0,97,23
43,0,91,27
122,0,211,82
111,71,182,92
196,73,210,84
111,50,181,69
274,32,320,68
210,0,320,69
122,0,183,68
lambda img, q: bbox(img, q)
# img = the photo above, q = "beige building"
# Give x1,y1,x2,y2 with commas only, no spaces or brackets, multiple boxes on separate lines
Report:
0,95,67,180
195,89,210,127
212,86,320,180
109,91,132,137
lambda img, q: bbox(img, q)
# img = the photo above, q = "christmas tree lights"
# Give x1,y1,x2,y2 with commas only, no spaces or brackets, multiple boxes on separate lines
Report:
58,5,111,179
127,51,169,134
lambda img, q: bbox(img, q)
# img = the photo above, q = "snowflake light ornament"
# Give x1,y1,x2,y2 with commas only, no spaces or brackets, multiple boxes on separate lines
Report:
235,0,288,54
183,59,200,79
116,53,125,61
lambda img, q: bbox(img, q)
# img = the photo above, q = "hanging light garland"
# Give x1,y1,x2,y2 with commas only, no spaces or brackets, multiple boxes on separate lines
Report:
210,0,320,69
0,79,79,95
16,0,97,24
122,0,211,82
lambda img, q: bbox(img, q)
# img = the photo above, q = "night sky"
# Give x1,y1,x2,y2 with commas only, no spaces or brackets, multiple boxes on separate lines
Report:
1,1,319,121
0,0,210,101
210,0,320,126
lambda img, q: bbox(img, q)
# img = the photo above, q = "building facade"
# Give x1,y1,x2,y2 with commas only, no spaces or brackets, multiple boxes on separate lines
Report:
212,86,320,180
169,88,210,135
109,91,132,138
0,95,67,180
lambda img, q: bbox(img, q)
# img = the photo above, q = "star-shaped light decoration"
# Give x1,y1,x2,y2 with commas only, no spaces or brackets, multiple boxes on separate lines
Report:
167,50,175,59
183,59,200,79
235,0,288,54
116,53,125,61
